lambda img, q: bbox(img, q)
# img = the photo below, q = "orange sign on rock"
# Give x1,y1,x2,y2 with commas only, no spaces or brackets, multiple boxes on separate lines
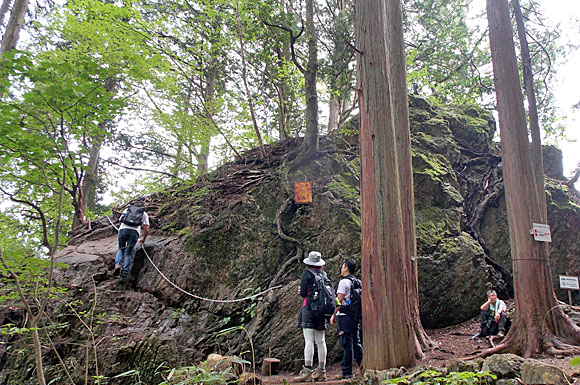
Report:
294,182,312,204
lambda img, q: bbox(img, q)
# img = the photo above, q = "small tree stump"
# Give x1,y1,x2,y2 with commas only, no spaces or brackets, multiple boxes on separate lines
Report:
261,358,280,376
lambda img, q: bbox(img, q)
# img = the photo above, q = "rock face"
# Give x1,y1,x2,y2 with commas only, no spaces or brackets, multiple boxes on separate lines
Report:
520,360,572,385
1,96,579,384
479,354,571,385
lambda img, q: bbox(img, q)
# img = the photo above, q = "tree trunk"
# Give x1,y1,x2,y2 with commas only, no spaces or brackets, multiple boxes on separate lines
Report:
76,77,117,228
485,0,580,357
0,0,13,28
327,0,347,133
356,0,425,369
0,0,27,53
293,0,319,162
275,44,291,141
196,139,210,175
512,0,547,222
31,325,47,385
328,98,339,132
235,0,265,157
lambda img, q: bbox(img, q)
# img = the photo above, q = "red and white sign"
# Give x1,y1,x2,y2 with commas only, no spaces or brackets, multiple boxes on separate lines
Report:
559,275,579,290
531,223,551,242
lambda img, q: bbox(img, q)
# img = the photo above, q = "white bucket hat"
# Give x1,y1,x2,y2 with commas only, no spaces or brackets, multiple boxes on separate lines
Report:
303,251,325,266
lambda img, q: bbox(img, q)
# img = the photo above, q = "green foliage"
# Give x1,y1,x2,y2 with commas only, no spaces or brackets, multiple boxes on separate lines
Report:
571,356,580,368
404,0,494,105
382,369,496,385
329,174,359,201
157,364,233,385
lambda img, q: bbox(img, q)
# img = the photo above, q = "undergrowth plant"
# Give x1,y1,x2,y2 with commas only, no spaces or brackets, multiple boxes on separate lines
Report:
157,364,233,385
382,369,497,385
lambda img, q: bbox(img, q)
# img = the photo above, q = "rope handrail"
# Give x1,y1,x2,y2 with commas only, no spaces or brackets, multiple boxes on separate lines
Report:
106,216,283,303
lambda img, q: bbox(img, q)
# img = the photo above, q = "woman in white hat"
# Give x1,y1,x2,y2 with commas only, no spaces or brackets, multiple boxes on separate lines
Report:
294,251,329,382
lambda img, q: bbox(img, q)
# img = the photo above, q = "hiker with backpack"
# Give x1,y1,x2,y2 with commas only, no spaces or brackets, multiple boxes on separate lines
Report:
114,202,149,282
330,258,363,379
294,251,335,382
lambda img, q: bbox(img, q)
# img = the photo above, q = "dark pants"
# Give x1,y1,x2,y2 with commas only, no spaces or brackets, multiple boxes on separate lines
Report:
117,228,139,276
338,313,363,377
480,310,506,337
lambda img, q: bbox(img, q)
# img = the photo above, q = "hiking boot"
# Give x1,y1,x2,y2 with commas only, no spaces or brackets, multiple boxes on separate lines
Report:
294,366,313,382
113,264,121,277
498,330,505,337
312,367,326,382
119,272,128,283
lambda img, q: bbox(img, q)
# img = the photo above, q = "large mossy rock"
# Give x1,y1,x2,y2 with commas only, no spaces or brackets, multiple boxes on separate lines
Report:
478,150,580,300
3,96,579,384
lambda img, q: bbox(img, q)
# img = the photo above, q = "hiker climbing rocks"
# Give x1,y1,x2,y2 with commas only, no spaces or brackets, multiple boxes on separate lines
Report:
330,258,362,379
114,202,149,282
479,289,507,337
295,251,334,382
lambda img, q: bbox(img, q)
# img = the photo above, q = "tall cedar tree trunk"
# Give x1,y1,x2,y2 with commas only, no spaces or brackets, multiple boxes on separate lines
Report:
293,0,319,162
356,0,427,368
512,0,547,222
0,0,26,53
485,0,580,357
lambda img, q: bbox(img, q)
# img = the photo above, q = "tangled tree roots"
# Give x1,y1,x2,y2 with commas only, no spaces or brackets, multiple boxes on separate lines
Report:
269,197,303,288
476,319,580,359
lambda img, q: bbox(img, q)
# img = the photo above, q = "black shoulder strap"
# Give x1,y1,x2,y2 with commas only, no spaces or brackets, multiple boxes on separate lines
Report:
344,275,361,287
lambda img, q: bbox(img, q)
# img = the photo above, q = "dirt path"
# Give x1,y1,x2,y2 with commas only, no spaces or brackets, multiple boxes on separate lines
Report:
259,316,580,384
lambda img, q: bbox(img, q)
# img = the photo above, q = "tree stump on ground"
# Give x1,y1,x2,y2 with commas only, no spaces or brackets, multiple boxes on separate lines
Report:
261,358,280,376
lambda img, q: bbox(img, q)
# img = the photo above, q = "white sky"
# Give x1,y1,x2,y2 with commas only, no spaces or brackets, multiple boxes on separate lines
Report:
471,0,580,186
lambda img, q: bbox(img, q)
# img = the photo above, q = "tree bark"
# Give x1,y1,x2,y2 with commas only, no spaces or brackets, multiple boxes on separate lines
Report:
486,0,580,357
235,0,265,157
76,77,117,228
293,0,319,162
275,43,291,140
197,53,219,175
0,0,13,28
356,0,425,369
512,0,547,222
196,139,210,175
328,98,339,132
0,0,27,53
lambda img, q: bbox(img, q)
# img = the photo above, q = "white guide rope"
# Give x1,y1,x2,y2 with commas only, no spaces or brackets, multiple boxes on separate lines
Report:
106,216,282,303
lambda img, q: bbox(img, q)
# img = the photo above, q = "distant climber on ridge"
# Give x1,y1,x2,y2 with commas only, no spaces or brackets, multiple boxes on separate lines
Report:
114,201,149,282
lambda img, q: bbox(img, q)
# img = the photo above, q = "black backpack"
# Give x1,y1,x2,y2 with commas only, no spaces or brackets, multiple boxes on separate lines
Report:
340,275,362,319
119,205,145,227
307,269,336,317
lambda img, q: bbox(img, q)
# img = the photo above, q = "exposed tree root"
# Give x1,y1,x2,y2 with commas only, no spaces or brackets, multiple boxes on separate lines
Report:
474,325,580,359
543,336,580,356
269,248,303,289
269,197,304,288
474,341,511,358
275,197,301,246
